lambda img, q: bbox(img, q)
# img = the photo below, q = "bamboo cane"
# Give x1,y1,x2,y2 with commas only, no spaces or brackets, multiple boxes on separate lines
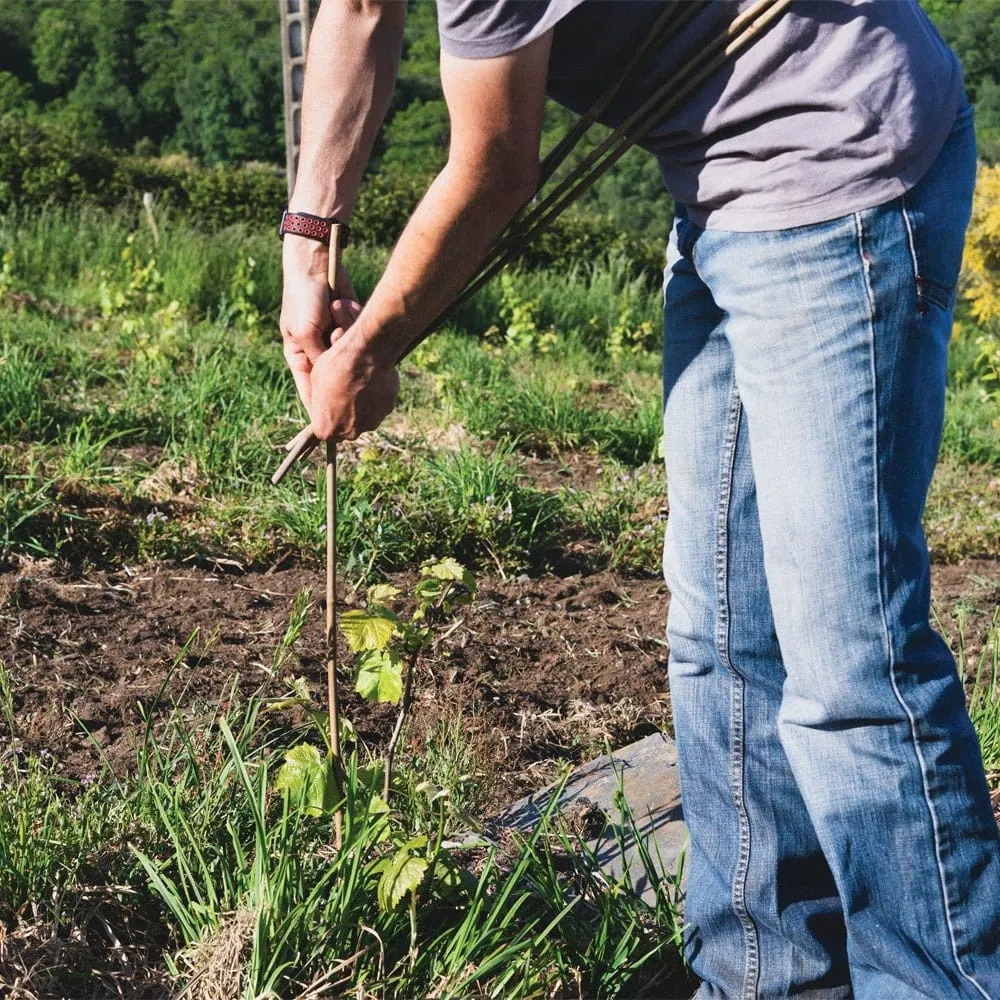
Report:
326,223,344,850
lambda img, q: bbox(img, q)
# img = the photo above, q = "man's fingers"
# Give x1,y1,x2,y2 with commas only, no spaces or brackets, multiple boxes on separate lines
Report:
308,352,400,442
280,314,329,364
283,342,313,411
330,298,362,330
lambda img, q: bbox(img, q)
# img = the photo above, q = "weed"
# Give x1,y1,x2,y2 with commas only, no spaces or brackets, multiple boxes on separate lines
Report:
0,659,14,736
271,587,314,674
967,613,1000,781
123,694,691,998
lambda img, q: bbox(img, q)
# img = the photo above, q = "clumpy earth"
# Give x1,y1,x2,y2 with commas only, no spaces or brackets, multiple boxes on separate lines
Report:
0,559,672,808
2,556,997,814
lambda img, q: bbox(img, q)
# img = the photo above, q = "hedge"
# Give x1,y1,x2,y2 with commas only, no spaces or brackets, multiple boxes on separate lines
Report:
0,115,664,282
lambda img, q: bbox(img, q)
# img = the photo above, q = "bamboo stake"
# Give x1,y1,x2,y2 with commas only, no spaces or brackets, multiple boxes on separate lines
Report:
326,223,344,850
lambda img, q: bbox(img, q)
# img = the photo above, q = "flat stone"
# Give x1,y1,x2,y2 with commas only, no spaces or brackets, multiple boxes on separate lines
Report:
496,731,687,904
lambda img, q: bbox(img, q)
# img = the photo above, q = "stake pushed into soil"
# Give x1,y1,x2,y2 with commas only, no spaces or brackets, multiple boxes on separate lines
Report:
326,224,344,850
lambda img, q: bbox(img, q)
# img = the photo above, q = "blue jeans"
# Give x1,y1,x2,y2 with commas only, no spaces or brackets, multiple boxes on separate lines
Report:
663,105,1000,1000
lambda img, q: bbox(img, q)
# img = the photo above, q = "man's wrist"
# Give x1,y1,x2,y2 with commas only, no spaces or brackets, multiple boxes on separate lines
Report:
282,233,329,279
288,174,354,221
349,315,405,370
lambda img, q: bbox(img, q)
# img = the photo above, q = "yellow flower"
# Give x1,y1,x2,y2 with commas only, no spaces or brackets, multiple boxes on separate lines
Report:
963,164,1000,326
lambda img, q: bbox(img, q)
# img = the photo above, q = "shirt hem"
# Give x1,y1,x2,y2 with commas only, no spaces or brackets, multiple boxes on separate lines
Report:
684,93,964,233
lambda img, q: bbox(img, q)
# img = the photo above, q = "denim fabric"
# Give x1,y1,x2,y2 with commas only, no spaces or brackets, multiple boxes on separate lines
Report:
663,104,1000,1000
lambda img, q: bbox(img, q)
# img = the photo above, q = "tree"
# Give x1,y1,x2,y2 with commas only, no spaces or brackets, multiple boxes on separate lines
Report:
0,71,36,117
929,0,1000,102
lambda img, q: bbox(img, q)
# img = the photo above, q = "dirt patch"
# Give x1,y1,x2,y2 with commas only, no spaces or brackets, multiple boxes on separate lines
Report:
0,560,673,808
519,451,614,494
2,557,997,812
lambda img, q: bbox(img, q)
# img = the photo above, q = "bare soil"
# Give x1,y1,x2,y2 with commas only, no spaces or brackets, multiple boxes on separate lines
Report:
0,559,673,808
2,557,997,813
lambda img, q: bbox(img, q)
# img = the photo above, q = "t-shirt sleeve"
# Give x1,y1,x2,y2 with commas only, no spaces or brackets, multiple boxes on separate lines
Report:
436,0,566,59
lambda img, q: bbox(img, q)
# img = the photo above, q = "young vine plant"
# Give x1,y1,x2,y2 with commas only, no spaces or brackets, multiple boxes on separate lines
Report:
269,557,478,923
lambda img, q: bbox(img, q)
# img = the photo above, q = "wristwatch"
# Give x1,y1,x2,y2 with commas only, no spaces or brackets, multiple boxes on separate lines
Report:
278,209,351,248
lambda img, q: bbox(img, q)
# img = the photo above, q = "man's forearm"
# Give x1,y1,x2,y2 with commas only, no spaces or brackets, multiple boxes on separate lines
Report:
290,0,406,218
351,158,535,366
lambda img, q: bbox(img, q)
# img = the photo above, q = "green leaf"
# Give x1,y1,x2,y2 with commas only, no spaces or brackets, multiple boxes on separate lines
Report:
338,716,357,746
399,622,432,653
273,744,337,818
367,583,401,606
422,557,468,582
414,576,445,610
378,852,429,912
340,609,396,652
356,649,404,703
431,854,477,903
262,675,315,713
368,793,390,822
273,743,320,797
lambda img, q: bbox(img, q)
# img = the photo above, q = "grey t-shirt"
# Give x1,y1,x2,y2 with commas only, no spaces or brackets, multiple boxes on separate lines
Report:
436,0,963,231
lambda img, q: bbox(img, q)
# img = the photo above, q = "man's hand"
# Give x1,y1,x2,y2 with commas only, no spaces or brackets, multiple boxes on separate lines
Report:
280,237,360,412
307,332,400,441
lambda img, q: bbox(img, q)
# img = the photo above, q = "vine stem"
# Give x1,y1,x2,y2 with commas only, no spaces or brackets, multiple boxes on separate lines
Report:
384,650,418,802
383,581,455,801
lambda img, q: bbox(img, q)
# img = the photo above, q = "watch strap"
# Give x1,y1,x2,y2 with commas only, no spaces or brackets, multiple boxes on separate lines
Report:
279,209,351,247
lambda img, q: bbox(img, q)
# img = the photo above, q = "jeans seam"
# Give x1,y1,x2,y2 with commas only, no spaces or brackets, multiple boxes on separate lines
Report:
714,382,760,1000
854,211,993,1000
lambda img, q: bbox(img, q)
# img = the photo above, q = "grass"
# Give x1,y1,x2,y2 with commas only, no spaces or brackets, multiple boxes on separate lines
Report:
0,677,691,998
0,207,675,576
0,204,999,995
4,205,999,574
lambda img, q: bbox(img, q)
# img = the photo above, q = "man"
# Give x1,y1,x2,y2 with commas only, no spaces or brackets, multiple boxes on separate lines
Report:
279,1,1000,996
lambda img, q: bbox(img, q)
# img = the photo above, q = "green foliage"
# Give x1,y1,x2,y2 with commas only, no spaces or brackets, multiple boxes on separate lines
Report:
273,742,337,818
357,648,406,703
167,1,282,164
0,71,35,117
2,0,281,158
381,98,450,179
0,116,663,279
923,0,1000,161
345,558,476,709
375,836,429,913
541,102,674,242
605,299,658,360
489,271,558,354
967,613,1000,776
119,696,691,997
341,608,398,654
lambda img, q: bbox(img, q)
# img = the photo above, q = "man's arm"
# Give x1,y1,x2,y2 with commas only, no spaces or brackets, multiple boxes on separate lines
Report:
280,0,406,413
298,32,553,441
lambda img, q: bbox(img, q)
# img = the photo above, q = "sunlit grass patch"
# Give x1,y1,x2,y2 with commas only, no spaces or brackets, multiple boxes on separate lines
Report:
966,614,1000,787
925,454,1000,562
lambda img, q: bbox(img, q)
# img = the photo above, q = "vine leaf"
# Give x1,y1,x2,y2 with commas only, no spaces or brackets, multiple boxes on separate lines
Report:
356,649,404,703
423,557,475,590
377,836,430,912
273,744,337,818
340,609,396,652
367,583,401,606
